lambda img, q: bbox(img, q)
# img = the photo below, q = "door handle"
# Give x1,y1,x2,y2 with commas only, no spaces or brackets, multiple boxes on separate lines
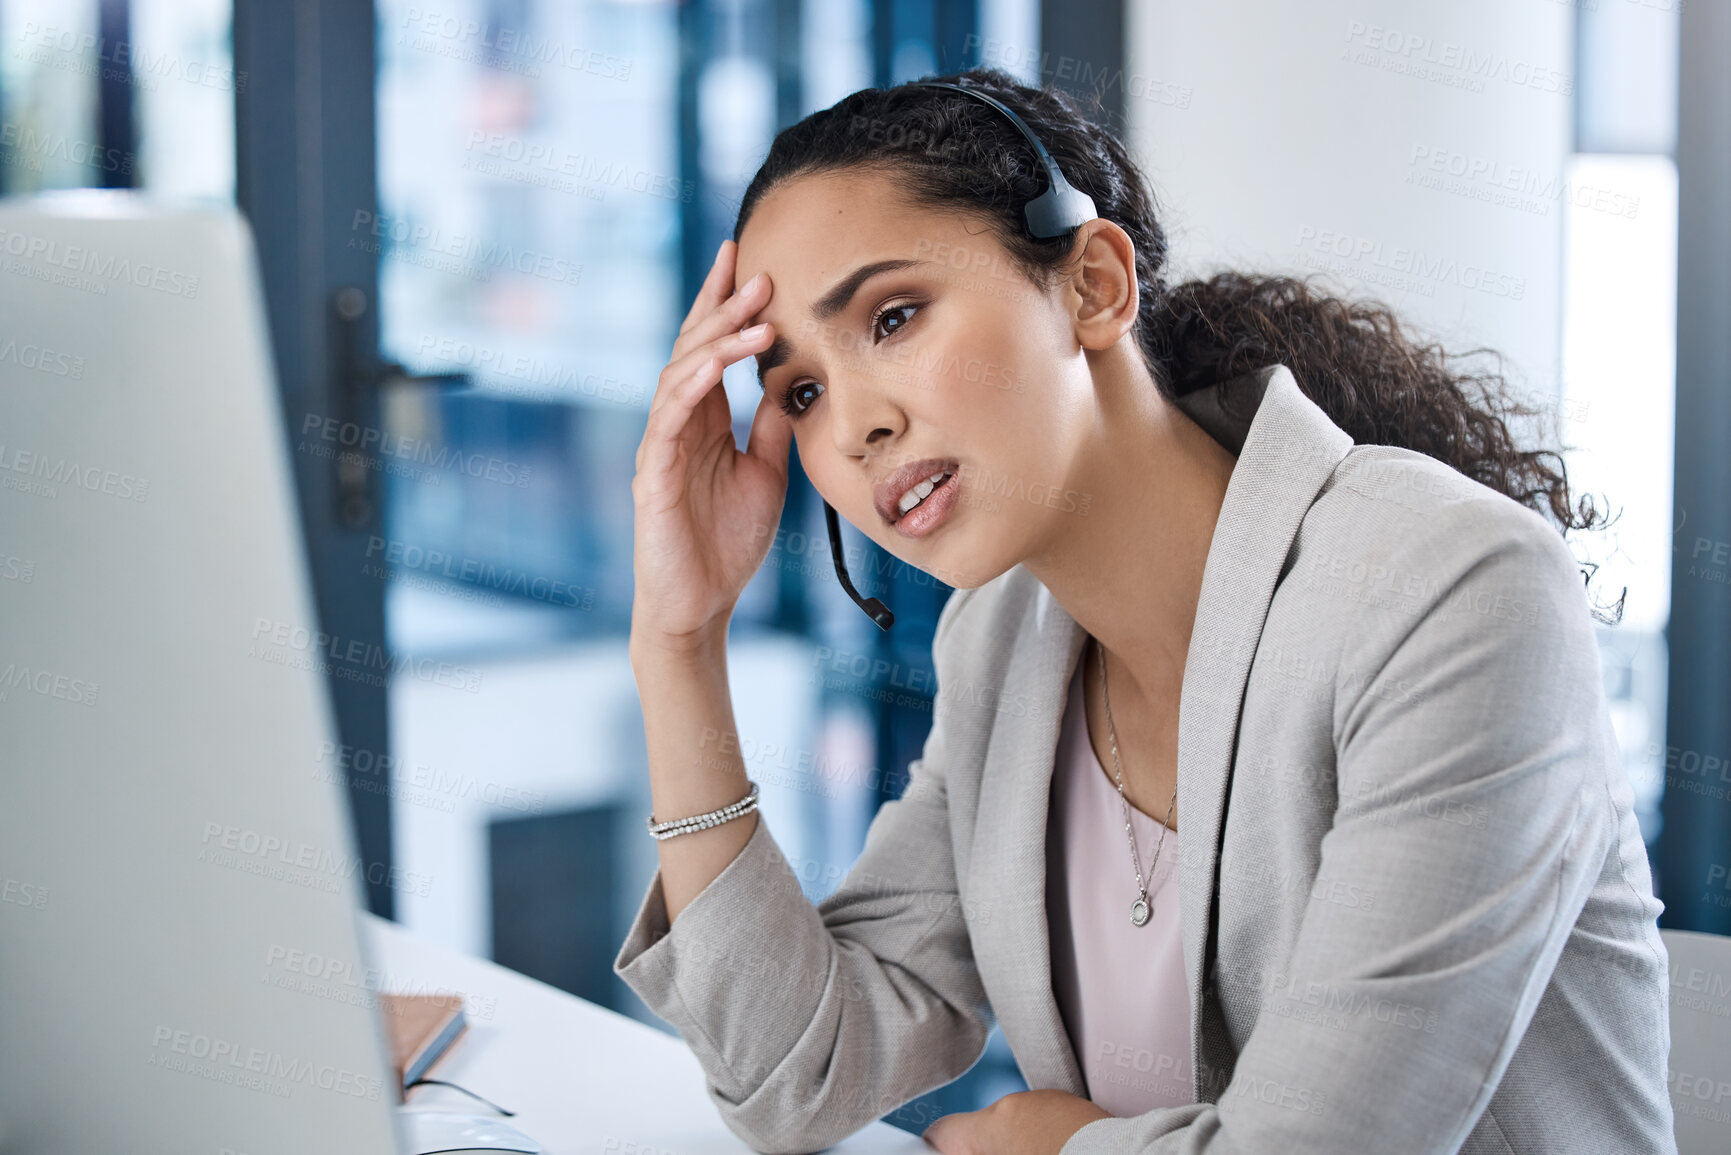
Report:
329,285,470,528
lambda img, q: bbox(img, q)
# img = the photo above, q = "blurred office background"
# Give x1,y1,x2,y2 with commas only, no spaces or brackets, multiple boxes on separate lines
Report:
2,0,1723,1132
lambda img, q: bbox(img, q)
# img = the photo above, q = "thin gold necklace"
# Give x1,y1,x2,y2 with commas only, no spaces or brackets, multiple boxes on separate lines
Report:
1095,638,1178,927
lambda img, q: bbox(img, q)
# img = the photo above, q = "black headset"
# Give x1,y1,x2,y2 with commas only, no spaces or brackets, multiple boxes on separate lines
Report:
817,79,1099,630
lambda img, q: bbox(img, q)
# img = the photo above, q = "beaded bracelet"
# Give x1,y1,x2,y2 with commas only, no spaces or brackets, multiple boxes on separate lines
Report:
646,781,760,840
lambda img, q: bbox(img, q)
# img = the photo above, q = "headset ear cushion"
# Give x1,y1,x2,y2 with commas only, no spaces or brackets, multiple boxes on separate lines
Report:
1024,181,1099,239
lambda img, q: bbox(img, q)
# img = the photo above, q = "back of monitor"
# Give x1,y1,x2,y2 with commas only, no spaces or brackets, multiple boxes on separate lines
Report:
0,192,403,1155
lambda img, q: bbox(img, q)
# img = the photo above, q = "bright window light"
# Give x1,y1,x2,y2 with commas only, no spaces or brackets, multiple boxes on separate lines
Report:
1559,153,1679,635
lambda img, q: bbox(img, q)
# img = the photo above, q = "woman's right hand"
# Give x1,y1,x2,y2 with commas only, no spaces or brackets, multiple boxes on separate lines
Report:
631,238,790,646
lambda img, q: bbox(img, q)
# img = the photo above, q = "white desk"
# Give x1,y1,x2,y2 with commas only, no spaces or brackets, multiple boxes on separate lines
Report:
362,912,933,1155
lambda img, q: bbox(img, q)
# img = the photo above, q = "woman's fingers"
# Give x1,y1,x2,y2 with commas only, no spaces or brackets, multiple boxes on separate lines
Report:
642,330,758,468
637,354,725,481
649,321,774,424
674,238,768,354
638,237,777,482
637,327,737,477
669,269,771,366
646,339,762,475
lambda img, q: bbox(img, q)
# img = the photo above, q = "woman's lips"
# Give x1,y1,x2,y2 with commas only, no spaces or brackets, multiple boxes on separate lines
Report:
890,470,960,539
874,457,959,524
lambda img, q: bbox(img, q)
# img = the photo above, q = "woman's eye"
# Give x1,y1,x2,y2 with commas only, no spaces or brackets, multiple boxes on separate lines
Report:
782,380,823,416
874,303,918,340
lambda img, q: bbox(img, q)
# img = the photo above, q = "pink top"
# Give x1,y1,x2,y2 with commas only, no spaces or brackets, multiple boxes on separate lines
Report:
1044,654,1195,1117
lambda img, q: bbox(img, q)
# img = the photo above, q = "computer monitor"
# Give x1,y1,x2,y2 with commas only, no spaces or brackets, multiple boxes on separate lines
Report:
0,192,405,1153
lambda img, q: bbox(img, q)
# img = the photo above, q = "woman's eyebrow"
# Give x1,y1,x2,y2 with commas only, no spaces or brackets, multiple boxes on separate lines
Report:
752,257,928,385
812,258,926,320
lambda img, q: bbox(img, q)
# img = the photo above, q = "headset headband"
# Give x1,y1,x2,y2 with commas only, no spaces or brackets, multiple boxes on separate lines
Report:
913,80,1099,239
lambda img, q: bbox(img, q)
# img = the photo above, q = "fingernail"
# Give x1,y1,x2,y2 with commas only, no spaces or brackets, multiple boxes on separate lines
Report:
744,271,764,292
742,322,768,338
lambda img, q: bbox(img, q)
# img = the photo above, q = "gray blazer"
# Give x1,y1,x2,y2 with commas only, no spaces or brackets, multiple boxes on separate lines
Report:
615,364,1676,1155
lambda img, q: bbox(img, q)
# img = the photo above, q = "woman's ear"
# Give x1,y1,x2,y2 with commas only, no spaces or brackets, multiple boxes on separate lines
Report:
1065,219,1140,351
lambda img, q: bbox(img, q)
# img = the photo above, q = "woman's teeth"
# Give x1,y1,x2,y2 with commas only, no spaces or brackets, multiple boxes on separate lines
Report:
898,470,952,516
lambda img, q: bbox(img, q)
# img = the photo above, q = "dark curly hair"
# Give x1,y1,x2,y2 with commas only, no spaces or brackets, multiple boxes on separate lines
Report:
733,66,1623,624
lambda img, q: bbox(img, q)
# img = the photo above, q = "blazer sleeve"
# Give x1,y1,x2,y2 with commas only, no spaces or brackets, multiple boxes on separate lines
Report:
1060,502,1637,1155
614,589,993,1155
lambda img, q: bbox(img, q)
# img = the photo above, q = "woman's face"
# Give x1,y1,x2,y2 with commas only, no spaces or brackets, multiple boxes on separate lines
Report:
734,167,1103,590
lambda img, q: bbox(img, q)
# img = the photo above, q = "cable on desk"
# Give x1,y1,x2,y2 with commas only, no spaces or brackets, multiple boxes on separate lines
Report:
406,1076,516,1116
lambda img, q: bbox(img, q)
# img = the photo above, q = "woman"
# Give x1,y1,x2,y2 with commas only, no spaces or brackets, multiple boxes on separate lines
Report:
616,67,1675,1155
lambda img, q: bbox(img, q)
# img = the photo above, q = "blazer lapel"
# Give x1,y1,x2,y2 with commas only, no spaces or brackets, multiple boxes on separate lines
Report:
966,586,1090,1096
963,364,1354,1104
1170,365,1353,1098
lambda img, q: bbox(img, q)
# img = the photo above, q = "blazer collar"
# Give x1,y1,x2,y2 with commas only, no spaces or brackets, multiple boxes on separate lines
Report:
965,363,1354,1098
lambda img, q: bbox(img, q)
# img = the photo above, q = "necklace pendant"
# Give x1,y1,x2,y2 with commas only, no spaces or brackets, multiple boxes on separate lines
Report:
1130,896,1151,927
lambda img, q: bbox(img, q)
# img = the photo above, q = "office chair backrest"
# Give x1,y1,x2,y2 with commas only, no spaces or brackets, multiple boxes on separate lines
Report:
1660,927,1731,1153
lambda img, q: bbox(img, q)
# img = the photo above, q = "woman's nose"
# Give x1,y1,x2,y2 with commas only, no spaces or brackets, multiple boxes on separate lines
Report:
826,370,906,457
